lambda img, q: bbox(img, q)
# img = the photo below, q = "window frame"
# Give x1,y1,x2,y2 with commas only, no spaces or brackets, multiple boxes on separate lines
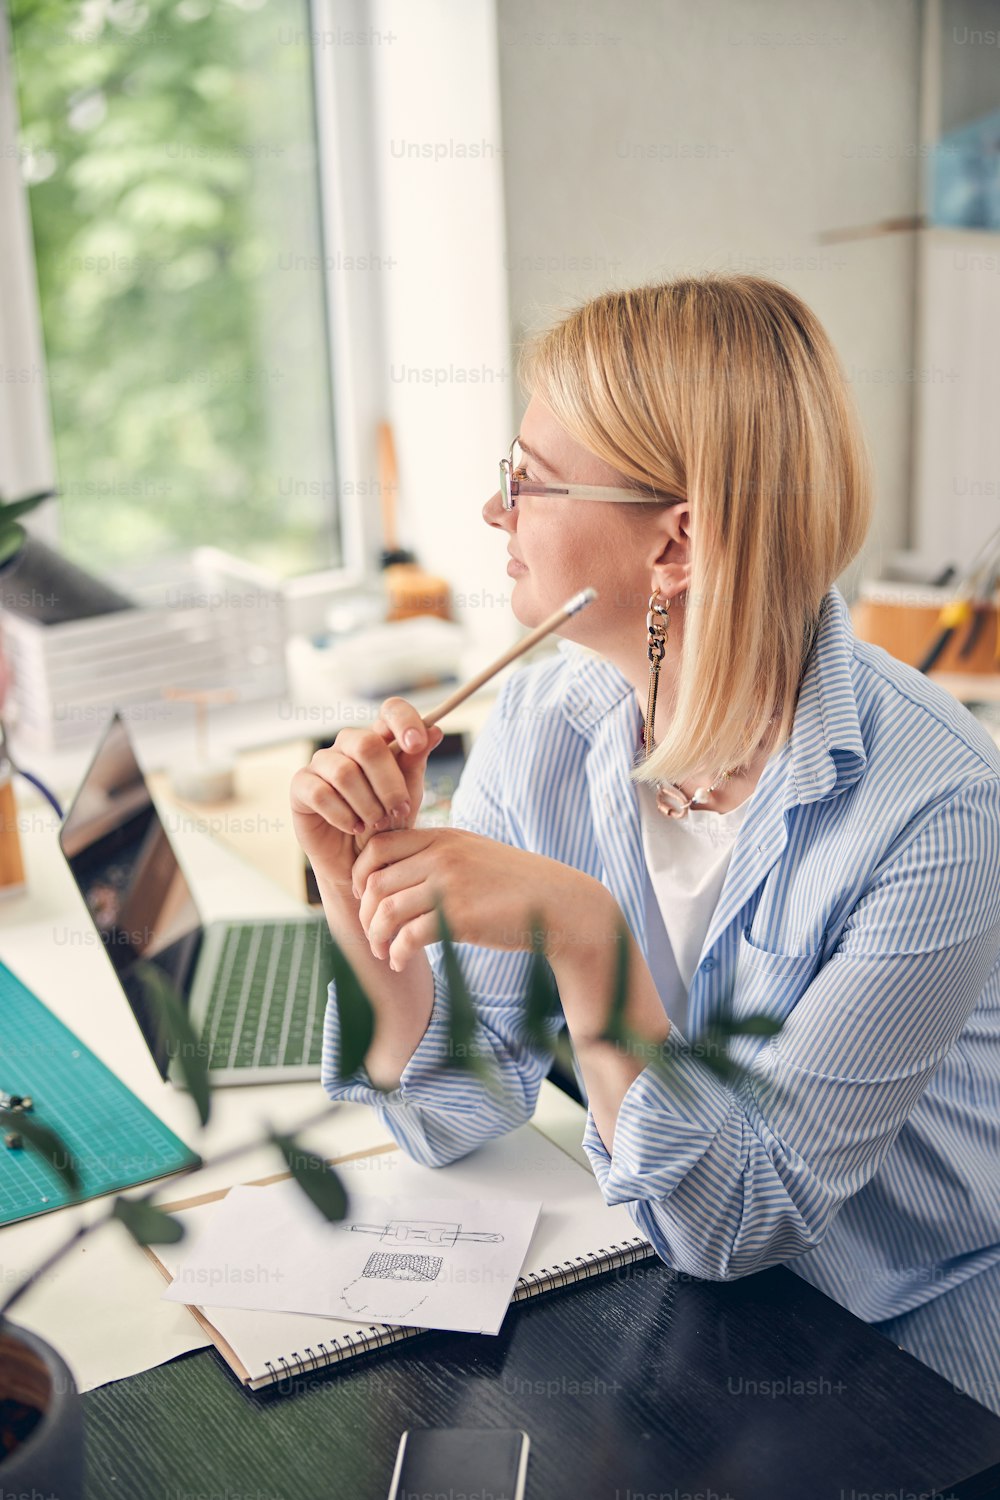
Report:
0,0,56,534
287,0,388,631
0,0,384,627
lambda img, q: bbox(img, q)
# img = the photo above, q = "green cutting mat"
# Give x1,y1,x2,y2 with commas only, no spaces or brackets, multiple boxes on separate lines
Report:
0,959,200,1227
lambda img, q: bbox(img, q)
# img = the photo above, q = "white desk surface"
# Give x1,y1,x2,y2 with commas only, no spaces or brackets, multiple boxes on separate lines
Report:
0,788,586,1392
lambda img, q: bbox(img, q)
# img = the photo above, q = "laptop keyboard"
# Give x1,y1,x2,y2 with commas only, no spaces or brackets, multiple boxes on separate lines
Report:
201,923,335,1071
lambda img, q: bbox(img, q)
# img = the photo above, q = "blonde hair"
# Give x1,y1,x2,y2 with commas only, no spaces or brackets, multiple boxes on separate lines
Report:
517,274,875,790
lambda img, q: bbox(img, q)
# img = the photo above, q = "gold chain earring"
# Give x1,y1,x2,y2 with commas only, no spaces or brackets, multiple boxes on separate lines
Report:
643,588,669,761
642,586,734,820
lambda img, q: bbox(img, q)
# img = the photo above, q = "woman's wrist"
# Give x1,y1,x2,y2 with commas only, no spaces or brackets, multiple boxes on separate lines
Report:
315,871,373,955
316,868,357,905
544,874,625,1042
544,874,670,1049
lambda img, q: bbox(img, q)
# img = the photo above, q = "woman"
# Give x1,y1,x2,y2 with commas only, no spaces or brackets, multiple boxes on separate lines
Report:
291,274,1000,1413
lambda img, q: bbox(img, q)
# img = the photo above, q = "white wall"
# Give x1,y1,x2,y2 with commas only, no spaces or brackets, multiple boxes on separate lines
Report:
912,0,1000,572
494,0,925,599
368,0,516,660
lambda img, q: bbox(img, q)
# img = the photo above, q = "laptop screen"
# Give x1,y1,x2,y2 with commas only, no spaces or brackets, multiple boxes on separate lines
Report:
58,713,203,1077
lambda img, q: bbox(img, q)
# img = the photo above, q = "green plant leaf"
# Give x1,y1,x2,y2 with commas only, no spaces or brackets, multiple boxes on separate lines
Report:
112,1196,185,1246
678,1011,783,1090
0,1108,81,1196
329,940,375,1080
435,900,483,1070
0,490,56,562
592,920,673,1072
432,901,505,1098
133,960,211,1126
0,522,25,565
550,1027,578,1082
688,1047,746,1087
0,489,55,522
598,913,632,1047
520,909,561,1050
593,918,787,1095
714,1013,783,1040
271,1131,348,1221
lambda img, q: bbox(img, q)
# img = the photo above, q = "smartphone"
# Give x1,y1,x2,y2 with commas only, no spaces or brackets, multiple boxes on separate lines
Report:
387,1426,530,1500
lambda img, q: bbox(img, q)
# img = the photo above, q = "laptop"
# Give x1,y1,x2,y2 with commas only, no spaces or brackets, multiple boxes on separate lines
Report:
58,712,336,1086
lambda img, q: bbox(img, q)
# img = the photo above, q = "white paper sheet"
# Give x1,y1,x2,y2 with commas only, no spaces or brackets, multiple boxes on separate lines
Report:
161,1182,542,1335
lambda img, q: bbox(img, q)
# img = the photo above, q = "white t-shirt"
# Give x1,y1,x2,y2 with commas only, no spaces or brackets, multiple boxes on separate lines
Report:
636,778,752,1033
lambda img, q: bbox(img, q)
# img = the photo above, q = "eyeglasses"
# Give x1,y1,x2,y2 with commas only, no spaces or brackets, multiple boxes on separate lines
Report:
499,435,684,511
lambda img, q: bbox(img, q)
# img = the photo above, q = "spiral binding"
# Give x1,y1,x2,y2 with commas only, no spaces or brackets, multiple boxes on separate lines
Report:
257,1236,654,1387
513,1236,654,1301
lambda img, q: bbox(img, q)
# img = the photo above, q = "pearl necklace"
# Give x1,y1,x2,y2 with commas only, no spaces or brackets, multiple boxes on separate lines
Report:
654,766,734,819
640,716,776,821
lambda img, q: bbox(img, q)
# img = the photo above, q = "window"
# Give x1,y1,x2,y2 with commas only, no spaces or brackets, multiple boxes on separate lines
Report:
8,0,341,578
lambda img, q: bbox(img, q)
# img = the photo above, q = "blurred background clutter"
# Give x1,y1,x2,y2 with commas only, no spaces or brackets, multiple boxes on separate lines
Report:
1,0,999,856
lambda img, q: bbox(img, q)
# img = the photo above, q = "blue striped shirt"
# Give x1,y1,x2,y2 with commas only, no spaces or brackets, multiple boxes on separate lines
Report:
321,584,1000,1329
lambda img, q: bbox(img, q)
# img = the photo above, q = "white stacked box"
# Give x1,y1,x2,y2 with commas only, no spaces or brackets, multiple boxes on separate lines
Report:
2,547,287,753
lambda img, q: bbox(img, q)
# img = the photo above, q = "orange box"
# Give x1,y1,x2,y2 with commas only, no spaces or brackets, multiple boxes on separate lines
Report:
851,583,999,676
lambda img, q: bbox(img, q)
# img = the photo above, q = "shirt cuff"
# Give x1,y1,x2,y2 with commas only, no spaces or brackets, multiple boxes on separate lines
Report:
320,969,455,1106
581,1024,738,1207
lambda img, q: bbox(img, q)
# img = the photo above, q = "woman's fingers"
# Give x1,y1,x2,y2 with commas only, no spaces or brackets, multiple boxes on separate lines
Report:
373,702,446,826
378,697,431,757
349,697,436,820
304,741,396,831
298,699,440,845
308,701,444,850
290,766,364,834
386,910,444,972
364,878,436,960
330,731,410,825
353,829,430,902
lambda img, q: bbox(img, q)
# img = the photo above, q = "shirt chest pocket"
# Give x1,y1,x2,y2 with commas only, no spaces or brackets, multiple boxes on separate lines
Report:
731,925,826,1027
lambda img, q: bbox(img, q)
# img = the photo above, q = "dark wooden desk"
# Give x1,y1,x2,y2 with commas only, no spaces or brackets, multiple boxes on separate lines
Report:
82,1260,1000,1500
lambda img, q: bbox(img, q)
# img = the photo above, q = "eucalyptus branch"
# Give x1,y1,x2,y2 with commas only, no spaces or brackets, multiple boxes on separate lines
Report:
1,902,785,1331
0,1094,342,1325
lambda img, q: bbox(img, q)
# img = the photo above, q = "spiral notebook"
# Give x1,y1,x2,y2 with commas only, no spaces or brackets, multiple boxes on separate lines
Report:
146,1119,654,1389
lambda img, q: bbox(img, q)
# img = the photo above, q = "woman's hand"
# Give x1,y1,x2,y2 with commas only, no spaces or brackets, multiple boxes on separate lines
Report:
289,700,444,894
351,826,615,971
